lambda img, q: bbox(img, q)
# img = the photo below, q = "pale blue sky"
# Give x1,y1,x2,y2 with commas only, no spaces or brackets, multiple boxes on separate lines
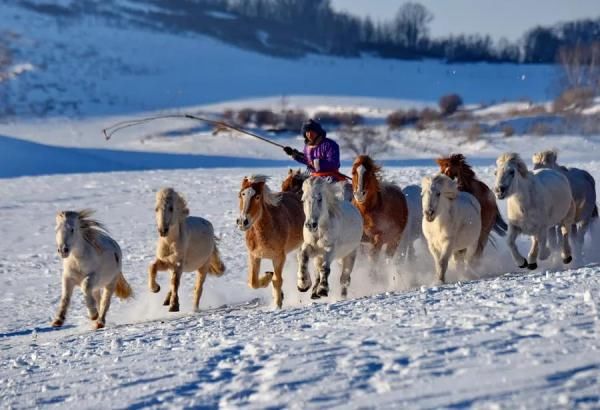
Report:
331,0,600,41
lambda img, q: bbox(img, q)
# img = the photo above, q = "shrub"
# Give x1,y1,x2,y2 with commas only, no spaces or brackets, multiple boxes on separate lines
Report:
338,127,390,156
419,107,441,123
528,122,551,136
502,124,515,137
236,108,255,125
386,109,419,129
553,87,595,112
465,123,482,140
282,110,307,130
439,93,463,116
254,109,278,127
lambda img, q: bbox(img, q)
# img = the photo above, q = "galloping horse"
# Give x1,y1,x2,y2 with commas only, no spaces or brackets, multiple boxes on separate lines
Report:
494,153,575,270
149,188,225,312
351,155,408,265
298,177,364,298
237,175,304,308
437,154,507,259
53,210,133,329
281,168,308,197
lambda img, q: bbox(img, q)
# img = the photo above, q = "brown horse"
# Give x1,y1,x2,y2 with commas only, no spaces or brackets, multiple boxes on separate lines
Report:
237,175,304,308
351,155,409,264
281,168,308,197
436,153,507,259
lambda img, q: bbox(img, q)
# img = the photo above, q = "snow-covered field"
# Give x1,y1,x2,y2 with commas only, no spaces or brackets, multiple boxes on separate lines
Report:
1,164,599,409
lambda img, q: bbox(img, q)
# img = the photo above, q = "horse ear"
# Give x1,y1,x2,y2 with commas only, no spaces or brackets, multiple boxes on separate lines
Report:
288,168,293,175
435,158,444,167
517,161,528,177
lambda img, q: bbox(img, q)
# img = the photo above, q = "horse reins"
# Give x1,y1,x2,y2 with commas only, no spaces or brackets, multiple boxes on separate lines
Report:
102,113,352,181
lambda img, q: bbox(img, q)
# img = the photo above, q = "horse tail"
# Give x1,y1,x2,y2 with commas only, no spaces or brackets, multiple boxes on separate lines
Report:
115,272,133,299
593,204,598,219
492,205,508,237
208,238,226,277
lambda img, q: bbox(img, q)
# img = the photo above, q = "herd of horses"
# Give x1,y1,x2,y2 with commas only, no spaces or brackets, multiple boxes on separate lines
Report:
51,150,597,329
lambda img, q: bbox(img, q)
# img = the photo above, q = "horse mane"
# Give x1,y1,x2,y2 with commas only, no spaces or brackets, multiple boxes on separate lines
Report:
436,153,479,191
532,149,558,166
422,173,458,198
497,152,528,177
243,174,282,207
303,177,342,218
156,187,189,216
353,155,382,180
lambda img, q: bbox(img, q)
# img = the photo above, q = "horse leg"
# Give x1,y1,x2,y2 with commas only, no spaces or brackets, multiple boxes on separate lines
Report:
316,252,334,298
95,283,116,329
547,226,558,250
81,273,99,321
168,264,183,312
148,259,168,293
435,246,452,284
340,250,357,298
560,224,573,264
271,255,285,309
368,239,383,280
192,268,208,312
507,225,527,268
311,255,323,299
526,234,540,270
537,228,550,261
297,244,312,292
453,249,466,273
52,275,75,327
247,255,272,289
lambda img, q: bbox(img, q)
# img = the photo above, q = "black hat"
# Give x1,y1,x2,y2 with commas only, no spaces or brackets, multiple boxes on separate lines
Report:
301,119,326,139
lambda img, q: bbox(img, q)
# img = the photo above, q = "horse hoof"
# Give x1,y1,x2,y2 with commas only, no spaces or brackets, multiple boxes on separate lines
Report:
150,284,160,293
51,319,64,327
168,305,180,312
518,259,528,269
163,300,170,306
90,312,99,321
297,284,310,293
563,256,572,264
317,287,329,298
527,263,537,270
94,321,105,330
310,293,321,300
341,289,348,298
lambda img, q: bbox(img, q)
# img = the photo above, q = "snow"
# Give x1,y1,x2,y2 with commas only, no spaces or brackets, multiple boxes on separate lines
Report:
0,163,599,408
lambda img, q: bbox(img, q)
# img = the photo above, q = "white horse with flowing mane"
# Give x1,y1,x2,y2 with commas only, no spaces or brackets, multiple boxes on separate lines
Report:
149,188,225,312
532,149,598,253
421,174,481,283
298,177,364,299
53,210,133,329
495,152,576,270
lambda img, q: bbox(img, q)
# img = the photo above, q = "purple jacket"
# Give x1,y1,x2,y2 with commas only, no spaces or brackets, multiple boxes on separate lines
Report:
295,137,340,173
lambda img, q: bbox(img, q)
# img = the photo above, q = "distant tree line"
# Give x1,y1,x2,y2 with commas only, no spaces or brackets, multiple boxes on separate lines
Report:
224,0,600,64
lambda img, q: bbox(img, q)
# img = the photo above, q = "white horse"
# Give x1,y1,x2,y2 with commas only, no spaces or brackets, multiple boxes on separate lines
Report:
298,177,364,299
532,150,597,252
495,153,576,270
421,174,481,283
53,210,133,329
399,184,424,261
149,188,225,312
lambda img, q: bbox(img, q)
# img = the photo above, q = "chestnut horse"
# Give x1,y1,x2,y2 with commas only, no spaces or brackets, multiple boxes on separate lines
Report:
436,154,507,259
237,175,304,308
351,155,408,265
281,168,308,197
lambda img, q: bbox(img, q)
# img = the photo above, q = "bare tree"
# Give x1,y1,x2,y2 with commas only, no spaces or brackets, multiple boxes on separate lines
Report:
558,42,600,94
338,127,390,157
393,2,433,48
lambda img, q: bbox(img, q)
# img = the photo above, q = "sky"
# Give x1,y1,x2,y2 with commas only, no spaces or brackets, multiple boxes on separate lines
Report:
330,0,600,41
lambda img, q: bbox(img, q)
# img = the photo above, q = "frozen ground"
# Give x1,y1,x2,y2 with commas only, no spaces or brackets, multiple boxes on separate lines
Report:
0,165,598,409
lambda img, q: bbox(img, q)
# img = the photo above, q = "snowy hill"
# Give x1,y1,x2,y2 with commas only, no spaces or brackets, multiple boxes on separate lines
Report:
1,1,559,118
0,165,599,408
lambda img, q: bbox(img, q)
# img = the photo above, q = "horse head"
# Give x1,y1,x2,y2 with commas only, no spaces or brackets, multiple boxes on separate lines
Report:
351,155,381,204
55,209,105,257
421,174,458,222
281,168,308,196
237,175,281,231
494,152,528,200
302,177,339,232
155,188,189,237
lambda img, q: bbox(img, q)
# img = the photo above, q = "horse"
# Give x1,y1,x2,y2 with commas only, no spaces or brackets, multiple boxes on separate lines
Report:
351,155,408,267
494,153,576,270
298,177,364,298
421,174,481,283
149,188,225,312
532,150,598,253
281,168,308,197
437,154,507,259
399,184,424,262
53,210,133,329
237,175,304,308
